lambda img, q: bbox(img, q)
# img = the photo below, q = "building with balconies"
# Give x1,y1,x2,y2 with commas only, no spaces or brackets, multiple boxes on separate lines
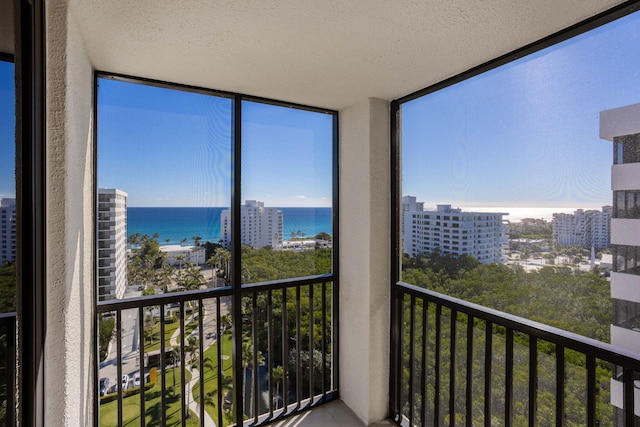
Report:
0,198,16,266
601,103,640,422
97,188,128,301
403,203,509,264
552,206,612,250
220,200,283,250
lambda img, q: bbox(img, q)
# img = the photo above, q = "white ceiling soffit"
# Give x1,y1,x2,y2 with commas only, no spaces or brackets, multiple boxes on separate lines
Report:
0,0,14,55
71,0,625,110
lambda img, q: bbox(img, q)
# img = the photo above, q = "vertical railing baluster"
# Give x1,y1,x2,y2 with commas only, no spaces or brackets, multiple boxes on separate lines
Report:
450,308,457,427
138,306,145,427
198,299,205,427
282,287,289,414
528,336,537,427
295,286,302,408
216,297,223,426
321,282,327,400
408,295,416,424
399,293,406,420
116,309,123,427
555,344,564,427
586,355,595,427
252,292,259,424
267,290,274,417
466,315,473,427
623,367,634,426
309,284,315,405
160,304,167,427
180,301,186,427
505,328,513,427
434,303,441,426
484,321,492,427
421,300,427,427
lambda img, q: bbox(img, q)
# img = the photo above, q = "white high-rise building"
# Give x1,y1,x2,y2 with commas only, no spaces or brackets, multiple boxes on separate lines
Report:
600,103,640,421
403,202,509,264
552,206,612,250
0,199,16,266
97,189,128,301
401,195,424,213
220,200,283,249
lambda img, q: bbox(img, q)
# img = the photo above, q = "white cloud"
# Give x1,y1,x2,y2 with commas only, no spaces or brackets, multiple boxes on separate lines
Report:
295,195,307,199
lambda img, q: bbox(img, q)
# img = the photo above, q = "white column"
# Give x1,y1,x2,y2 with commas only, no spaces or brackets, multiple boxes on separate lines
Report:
46,1,95,424
339,98,390,425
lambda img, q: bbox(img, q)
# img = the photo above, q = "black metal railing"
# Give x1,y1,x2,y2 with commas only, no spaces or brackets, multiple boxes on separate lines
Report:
0,312,15,427
97,276,337,427
390,282,640,427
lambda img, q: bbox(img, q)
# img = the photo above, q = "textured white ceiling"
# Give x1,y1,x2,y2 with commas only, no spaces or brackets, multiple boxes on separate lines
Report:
71,0,624,110
0,0,14,55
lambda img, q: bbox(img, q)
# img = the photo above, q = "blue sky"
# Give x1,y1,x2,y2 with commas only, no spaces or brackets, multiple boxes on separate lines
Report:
2,12,640,210
402,11,640,210
0,60,14,200
98,79,333,207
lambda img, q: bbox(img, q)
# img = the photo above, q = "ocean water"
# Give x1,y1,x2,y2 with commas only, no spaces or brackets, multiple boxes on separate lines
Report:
127,207,332,245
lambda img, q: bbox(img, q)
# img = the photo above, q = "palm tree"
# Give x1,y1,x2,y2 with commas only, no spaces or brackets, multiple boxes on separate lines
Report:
203,375,233,405
242,340,265,417
212,249,231,284
186,336,199,363
180,237,188,247
272,365,284,409
171,345,181,395
220,314,231,334
206,255,217,286
176,254,185,270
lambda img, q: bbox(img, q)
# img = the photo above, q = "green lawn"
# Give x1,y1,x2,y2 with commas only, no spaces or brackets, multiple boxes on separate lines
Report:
192,331,235,427
144,315,199,353
100,368,198,427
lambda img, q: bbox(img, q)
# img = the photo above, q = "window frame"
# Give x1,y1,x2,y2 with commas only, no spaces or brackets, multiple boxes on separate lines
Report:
389,0,640,419
93,71,340,424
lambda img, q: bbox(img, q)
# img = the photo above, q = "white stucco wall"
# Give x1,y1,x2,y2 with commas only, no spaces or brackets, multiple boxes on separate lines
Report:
339,98,390,425
46,1,94,424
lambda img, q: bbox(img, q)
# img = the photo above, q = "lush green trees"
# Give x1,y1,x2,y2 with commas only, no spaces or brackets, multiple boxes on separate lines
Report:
98,316,116,360
0,263,15,313
400,252,614,425
508,220,552,239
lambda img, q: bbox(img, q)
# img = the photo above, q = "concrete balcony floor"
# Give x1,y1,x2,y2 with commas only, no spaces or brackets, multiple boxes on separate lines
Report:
270,401,394,427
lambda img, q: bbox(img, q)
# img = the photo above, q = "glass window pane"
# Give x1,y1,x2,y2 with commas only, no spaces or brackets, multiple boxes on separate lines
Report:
0,59,15,311
97,78,232,300
240,100,334,285
399,10,640,346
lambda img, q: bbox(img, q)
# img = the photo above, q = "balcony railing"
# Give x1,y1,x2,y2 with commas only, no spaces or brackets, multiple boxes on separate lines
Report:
96,276,337,426
390,282,640,427
0,312,15,427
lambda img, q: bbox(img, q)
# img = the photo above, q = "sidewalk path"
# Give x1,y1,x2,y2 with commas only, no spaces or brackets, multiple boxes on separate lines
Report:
186,368,217,427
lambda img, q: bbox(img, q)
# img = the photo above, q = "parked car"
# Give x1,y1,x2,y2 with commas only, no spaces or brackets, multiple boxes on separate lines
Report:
122,374,130,390
99,377,109,396
133,372,140,387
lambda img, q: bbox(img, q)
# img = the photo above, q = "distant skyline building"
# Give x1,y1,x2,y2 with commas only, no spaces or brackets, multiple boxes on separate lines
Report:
600,103,640,422
551,206,612,250
0,198,16,266
401,195,424,213
220,200,283,249
160,245,206,266
403,201,509,264
97,188,128,301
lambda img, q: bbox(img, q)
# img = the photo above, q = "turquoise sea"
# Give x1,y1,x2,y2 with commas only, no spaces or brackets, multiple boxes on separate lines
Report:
127,207,332,245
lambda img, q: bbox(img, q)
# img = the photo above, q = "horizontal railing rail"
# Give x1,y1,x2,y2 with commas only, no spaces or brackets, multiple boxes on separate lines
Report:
391,282,640,427
97,277,337,427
